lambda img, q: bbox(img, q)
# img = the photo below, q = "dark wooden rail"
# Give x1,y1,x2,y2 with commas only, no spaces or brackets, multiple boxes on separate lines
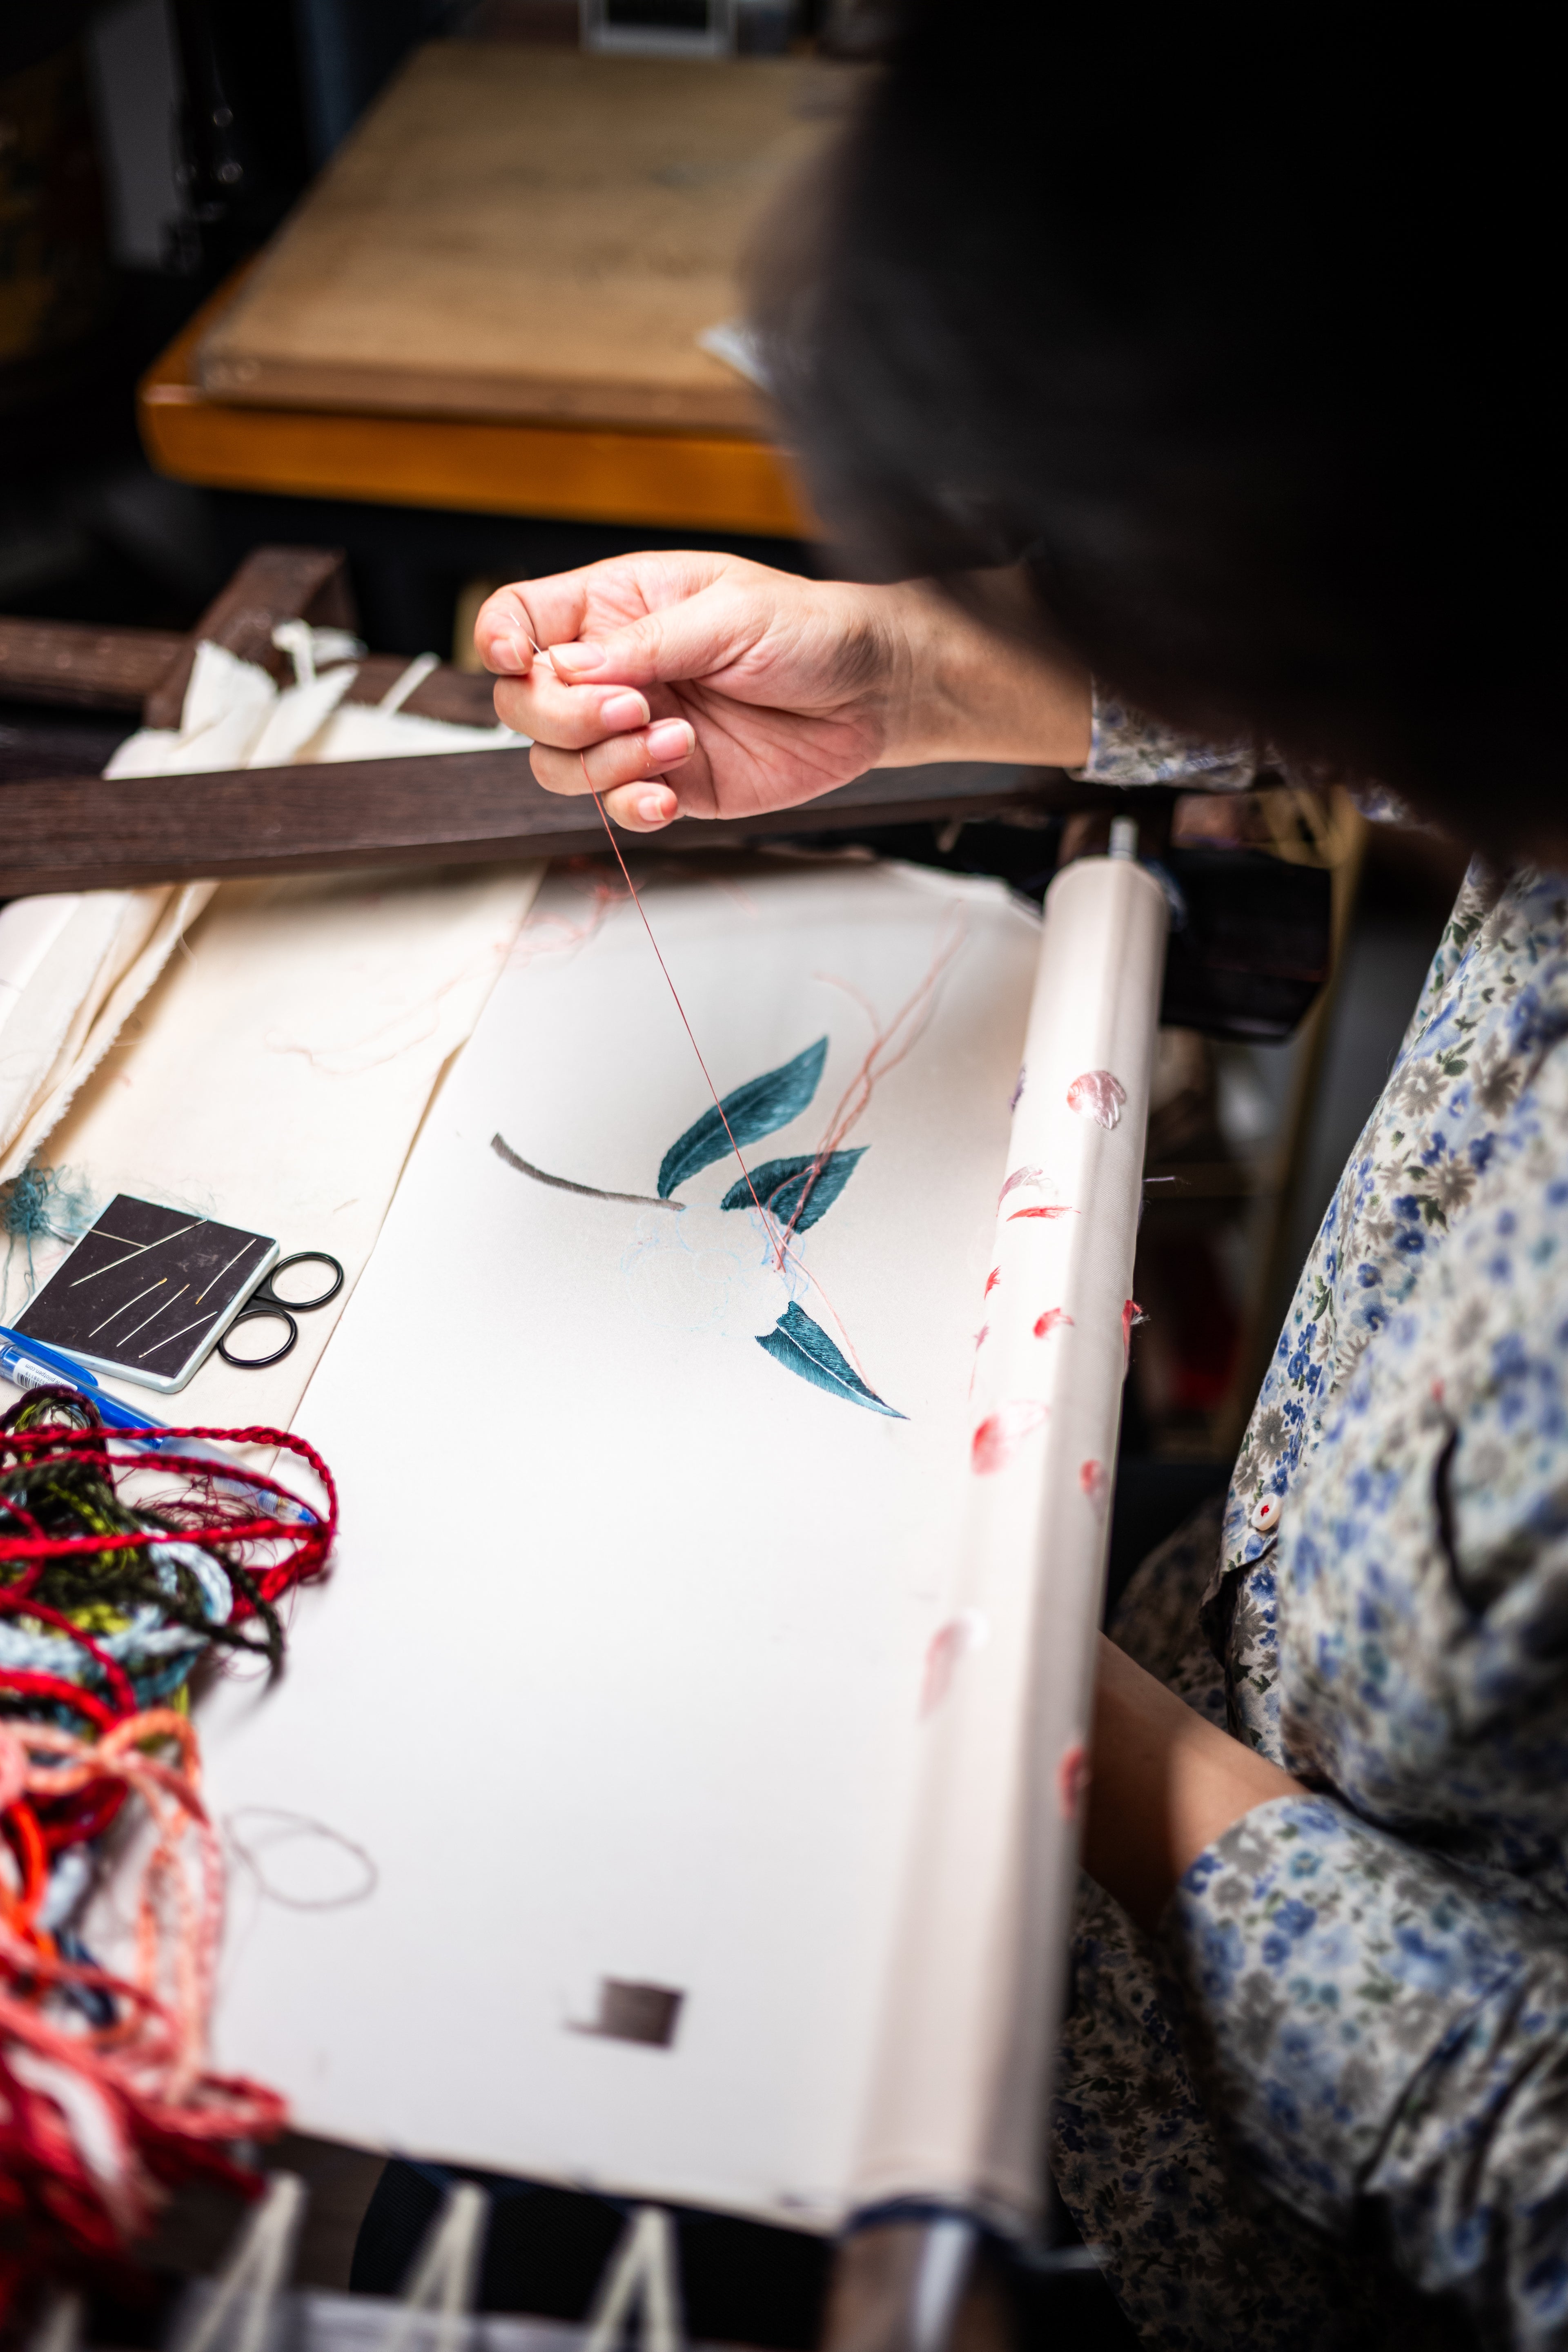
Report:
0,618,188,712
0,754,1065,895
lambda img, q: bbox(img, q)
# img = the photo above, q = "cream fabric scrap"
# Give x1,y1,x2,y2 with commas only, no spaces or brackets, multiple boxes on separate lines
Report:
105,635,526,777
12,861,543,1431
0,884,217,1185
2,629,526,1185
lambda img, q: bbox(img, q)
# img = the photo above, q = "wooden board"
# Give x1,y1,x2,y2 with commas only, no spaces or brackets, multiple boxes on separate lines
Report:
143,268,814,536
195,47,856,432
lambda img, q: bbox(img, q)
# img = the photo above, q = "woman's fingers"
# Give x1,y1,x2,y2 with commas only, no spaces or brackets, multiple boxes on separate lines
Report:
493,667,652,746
474,580,589,675
528,718,696,828
542,581,756,694
601,780,680,831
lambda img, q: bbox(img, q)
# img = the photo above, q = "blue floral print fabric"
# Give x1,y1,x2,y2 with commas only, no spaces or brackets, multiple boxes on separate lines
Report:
1051,824,1568,2347
1069,684,1257,789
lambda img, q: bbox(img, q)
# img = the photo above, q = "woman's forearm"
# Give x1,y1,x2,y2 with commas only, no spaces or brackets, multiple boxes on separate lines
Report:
1081,1633,1303,1931
873,577,1094,771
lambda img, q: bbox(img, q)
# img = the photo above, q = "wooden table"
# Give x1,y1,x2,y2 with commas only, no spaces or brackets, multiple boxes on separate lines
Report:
138,45,836,539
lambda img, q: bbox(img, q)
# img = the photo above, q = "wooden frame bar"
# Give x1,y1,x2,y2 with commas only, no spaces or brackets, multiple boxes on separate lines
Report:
0,754,1062,896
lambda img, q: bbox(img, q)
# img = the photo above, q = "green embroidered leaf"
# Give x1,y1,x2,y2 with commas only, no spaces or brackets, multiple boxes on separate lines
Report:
657,1037,828,1198
756,1302,904,1417
720,1148,864,1231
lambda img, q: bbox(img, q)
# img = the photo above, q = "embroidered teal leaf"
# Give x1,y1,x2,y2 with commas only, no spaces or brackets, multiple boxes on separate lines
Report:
756,1301,904,1417
720,1147,864,1231
657,1037,827,1198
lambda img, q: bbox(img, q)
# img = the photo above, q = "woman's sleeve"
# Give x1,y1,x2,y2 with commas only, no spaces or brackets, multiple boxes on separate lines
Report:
1067,682,1260,788
1163,1795,1568,2345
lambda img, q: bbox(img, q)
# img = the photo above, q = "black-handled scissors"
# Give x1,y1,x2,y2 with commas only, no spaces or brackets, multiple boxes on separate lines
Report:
218,1250,345,1370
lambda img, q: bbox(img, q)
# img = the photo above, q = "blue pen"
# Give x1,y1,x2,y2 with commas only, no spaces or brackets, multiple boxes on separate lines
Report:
0,1321,316,1523
0,1322,168,1434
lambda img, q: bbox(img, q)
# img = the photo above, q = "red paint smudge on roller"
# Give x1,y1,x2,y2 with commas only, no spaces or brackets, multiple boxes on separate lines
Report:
1122,1298,1147,1362
984,1265,1002,1296
920,1610,989,1715
921,1622,964,1714
972,1400,1048,1474
1080,1458,1109,1509
1034,1306,1073,1339
1008,1204,1074,1223
1057,1741,1089,1822
1067,1069,1127,1129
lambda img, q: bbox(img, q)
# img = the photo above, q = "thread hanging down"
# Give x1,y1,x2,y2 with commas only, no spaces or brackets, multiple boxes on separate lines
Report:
526,638,770,1232
584,779,769,1229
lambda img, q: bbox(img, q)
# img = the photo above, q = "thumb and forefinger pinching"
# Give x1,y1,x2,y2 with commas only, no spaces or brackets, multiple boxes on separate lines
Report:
472,589,693,830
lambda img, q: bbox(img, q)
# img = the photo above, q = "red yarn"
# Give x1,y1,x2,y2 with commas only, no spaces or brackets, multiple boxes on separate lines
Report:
0,1419,339,2305
0,1424,338,1609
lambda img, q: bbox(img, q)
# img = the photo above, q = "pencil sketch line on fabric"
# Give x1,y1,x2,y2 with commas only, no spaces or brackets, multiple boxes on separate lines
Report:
490,1133,682,1212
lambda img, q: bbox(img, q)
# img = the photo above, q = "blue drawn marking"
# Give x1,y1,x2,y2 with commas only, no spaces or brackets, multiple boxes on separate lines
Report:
720,1148,865,1232
756,1301,904,1418
657,1038,828,1198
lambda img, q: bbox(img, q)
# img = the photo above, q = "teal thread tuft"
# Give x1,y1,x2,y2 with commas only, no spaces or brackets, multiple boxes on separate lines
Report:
1,1165,97,1293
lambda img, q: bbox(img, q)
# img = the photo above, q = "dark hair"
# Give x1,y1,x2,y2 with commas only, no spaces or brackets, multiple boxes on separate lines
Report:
756,11,1546,851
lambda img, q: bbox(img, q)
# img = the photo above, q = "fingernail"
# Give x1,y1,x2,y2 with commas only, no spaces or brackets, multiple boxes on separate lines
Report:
551,640,607,675
644,719,694,764
491,630,528,673
599,689,650,731
639,789,675,824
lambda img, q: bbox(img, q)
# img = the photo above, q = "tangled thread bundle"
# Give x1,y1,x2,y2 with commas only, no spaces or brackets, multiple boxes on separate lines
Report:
0,1391,338,2303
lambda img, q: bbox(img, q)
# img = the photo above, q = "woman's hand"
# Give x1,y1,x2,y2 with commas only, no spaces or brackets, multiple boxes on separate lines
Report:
474,552,1092,833
1081,1633,1303,1931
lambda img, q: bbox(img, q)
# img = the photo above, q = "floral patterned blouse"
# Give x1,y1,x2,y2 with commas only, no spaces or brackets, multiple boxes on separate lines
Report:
1056,717,1568,2349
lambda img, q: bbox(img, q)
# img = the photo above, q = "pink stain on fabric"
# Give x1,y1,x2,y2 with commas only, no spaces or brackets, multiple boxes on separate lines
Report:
972,1400,1049,1474
1067,1069,1127,1129
921,1622,965,1715
984,1265,1002,1297
1007,1205,1074,1223
1056,1742,1089,1823
998,1165,1046,1207
1079,1458,1109,1509
1034,1306,1074,1339
1121,1298,1147,1361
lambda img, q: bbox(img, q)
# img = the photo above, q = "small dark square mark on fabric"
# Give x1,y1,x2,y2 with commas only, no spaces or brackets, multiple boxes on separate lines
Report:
574,1979,684,2048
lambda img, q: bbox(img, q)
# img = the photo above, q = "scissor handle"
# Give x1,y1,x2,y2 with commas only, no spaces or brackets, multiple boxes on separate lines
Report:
252,1250,345,1314
216,1251,345,1372
218,1303,298,1370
